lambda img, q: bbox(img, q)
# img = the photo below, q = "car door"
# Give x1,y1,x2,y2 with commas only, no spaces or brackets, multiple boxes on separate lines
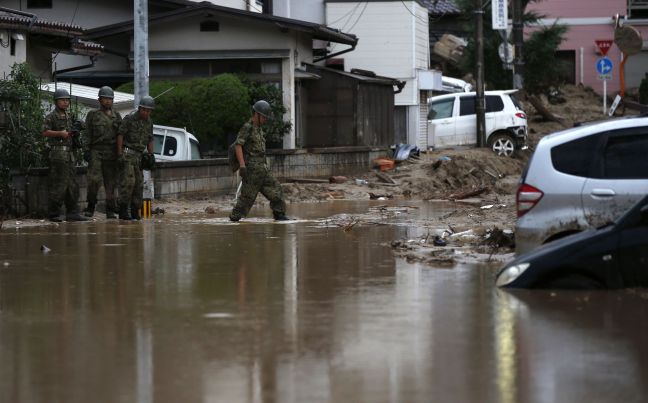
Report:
427,97,456,147
616,196,648,287
454,95,476,145
581,128,648,227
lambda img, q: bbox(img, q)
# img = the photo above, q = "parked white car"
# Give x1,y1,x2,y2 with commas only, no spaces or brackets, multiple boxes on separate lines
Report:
515,116,648,255
152,125,201,161
427,90,528,156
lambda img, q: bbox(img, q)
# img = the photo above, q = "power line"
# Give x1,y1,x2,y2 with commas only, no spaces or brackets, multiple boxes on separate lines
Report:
345,1,369,33
400,0,429,25
329,1,363,26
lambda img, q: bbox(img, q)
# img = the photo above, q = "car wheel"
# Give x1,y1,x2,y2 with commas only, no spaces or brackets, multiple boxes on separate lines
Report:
490,134,516,157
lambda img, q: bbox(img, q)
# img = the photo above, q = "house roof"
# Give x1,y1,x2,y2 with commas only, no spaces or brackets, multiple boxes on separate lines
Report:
85,2,358,46
0,8,104,55
0,11,84,36
421,0,460,15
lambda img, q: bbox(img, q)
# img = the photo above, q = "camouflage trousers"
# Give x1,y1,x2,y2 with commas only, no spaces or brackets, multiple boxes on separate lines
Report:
118,154,143,211
48,148,80,216
86,148,119,210
230,164,286,220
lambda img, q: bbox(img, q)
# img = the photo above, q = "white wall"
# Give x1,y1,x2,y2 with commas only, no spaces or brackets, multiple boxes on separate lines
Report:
0,30,27,78
325,1,430,107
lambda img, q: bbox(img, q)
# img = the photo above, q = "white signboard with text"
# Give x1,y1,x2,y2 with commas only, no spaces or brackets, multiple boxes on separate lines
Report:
492,0,508,30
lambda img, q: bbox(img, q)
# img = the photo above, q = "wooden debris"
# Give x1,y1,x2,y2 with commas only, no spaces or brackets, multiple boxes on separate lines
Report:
286,178,329,184
447,187,488,200
329,176,348,184
527,95,567,126
375,172,396,184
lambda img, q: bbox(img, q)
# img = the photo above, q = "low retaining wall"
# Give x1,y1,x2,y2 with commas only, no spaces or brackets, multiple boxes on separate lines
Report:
9,146,386,216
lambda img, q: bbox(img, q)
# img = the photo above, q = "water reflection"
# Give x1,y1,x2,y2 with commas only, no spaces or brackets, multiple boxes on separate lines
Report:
0,204,647,402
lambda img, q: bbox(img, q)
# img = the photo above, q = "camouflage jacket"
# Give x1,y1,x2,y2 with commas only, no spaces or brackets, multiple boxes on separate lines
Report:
118,112,153,153
85,108,122,148
42,109,73,147
234,121,266,165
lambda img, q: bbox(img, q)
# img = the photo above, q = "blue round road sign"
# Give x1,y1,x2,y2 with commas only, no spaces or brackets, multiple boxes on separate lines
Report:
596,57,613,75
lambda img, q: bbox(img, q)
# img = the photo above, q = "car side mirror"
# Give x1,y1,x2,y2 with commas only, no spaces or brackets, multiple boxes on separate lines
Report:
427,109,436,120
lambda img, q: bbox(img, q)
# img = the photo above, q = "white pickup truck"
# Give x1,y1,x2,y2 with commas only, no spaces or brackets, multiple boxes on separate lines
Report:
152,125,201,161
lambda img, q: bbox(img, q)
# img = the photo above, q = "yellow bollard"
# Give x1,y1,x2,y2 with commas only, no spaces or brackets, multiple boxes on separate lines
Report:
142,199,152,218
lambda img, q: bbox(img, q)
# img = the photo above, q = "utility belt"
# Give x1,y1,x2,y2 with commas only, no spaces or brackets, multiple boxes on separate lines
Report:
123,147,143,156
50,145,71,152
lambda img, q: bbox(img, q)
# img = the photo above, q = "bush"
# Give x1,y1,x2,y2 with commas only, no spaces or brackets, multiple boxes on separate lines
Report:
0,63,47,215
118,74,292,151
639,74,648,105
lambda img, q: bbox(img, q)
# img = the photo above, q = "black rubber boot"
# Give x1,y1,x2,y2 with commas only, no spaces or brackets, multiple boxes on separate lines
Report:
48,214,64,223
131,207,141,221
273,213,291,221
119,204,132,221
83,203,95,217
66,212,89,222
105,201,117,219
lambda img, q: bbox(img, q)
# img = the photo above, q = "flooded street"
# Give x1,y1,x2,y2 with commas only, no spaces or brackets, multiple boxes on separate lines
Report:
1,201,647,403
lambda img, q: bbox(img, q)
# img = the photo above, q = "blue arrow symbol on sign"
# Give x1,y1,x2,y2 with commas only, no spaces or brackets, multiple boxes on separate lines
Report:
596,58,613,75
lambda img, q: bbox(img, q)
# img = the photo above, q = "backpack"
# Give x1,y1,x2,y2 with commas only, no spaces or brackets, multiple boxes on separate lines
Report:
228,142,239,172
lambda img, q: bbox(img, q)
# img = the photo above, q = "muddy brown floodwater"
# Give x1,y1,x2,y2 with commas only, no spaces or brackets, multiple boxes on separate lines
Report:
1,201,648,403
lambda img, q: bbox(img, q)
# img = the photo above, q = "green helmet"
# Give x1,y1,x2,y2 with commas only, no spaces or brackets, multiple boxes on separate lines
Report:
98,86,114,99
252,100,271,118
139,95,155,110
53,88,71,100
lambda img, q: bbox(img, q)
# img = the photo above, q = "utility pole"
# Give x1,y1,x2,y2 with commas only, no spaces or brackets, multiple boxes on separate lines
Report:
512,0,524,89
475,0,486,147
134,0,149,105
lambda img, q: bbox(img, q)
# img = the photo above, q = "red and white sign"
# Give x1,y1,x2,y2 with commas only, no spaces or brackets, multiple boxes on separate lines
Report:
595,39,614,56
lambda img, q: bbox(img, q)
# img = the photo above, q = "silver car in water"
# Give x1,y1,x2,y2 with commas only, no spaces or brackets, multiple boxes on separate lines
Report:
515,116,648,255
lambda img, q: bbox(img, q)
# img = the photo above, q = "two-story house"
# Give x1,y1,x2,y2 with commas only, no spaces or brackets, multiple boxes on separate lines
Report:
528,0,648,94
264,0,442,149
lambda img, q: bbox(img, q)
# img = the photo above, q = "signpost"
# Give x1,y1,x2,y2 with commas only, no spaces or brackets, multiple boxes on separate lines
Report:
595,40,614,114
596,57,613,113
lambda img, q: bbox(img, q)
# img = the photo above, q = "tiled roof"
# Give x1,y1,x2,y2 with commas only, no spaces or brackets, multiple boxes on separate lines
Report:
421,0,461,15
0,12,84,36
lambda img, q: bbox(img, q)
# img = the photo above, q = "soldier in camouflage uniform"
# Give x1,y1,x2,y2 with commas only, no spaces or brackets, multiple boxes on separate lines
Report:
41,88,88,222
116,95,155,221
83,86,122,218
230,100,289,222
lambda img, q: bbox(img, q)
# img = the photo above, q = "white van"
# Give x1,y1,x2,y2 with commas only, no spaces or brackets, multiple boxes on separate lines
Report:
153,125,201,161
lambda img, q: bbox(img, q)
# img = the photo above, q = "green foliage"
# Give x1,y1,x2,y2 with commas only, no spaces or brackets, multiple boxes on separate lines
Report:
639,74,648,105
456,0,568,94
245,80,292,147
0,63,47,214
523,23,570,94
118,74,291,151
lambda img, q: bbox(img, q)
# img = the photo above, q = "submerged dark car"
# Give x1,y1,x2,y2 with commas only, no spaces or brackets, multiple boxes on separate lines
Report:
496,195,648,289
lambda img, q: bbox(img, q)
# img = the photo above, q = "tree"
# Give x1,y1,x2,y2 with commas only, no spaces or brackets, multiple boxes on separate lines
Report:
118,74,292,151
0,64,47,215
455,0,568,94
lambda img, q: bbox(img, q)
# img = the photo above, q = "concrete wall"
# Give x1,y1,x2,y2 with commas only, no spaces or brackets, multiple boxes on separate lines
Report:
10,147,386,216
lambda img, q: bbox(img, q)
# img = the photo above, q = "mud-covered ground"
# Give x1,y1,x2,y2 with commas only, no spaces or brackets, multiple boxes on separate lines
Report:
1,85,613,266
